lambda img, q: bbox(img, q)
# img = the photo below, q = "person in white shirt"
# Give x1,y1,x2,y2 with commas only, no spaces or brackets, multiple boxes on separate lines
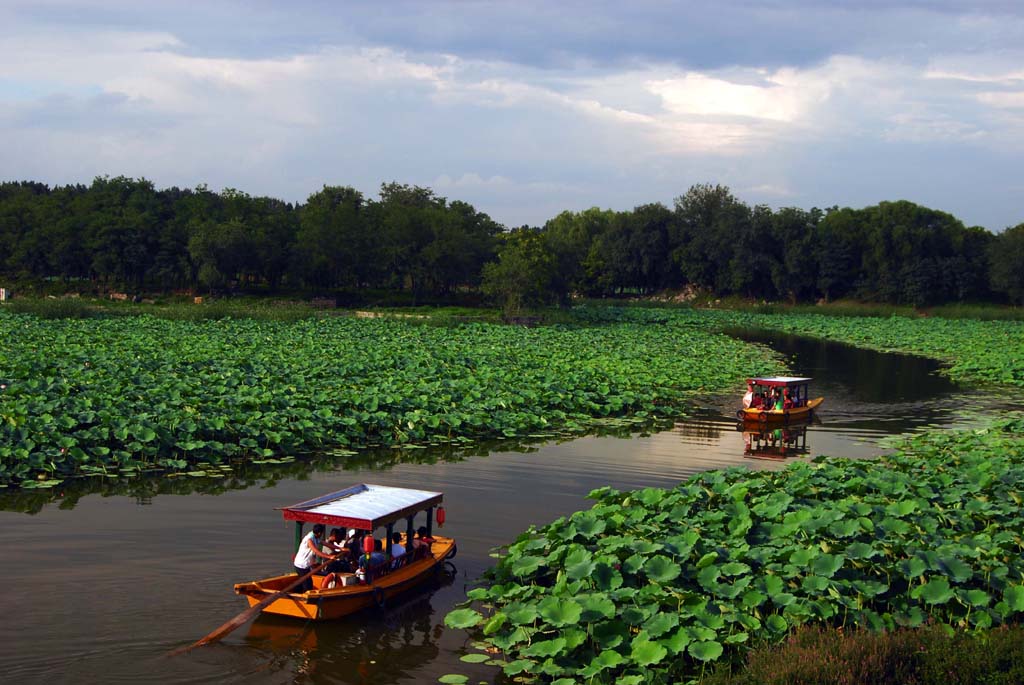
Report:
293,524,335,592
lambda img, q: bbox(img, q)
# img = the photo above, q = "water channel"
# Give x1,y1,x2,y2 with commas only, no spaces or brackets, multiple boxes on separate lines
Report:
0,331,1014,684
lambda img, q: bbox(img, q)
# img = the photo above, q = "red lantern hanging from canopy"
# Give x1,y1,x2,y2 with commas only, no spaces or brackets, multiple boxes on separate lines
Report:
436,506,446,528
362,533,375,554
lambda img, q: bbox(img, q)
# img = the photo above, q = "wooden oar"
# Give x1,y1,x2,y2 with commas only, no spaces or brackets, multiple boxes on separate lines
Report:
168,561,331,657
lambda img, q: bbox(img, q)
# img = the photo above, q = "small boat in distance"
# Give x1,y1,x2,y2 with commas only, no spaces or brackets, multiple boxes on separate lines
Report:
738,376,824,424
234,483,456,621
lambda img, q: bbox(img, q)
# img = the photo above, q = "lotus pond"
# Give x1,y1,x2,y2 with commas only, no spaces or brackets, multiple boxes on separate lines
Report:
0,318,1017,684
0,310,777,488
447,416,1024,684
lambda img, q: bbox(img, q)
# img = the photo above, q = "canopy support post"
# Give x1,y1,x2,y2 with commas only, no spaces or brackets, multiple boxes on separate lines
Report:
294,521,304,552
406,516,414,548
426,507,434,538
386,523,394,558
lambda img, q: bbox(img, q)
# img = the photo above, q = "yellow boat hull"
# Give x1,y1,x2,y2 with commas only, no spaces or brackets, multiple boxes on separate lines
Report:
234,536,456,620
740,397,824,424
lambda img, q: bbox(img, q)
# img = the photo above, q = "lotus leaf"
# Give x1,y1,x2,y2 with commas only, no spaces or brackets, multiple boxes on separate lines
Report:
438,675,468,684
631,636,668,666
642,612,679,637
580,649,624,677
697,566,721,590
939,556,973,583
458,654,490,664
687,640,724,662
622,554,645,575
591,562,623,590
1003,585,1024,612
573,514,606,538
593,620,628,649
696,552,718,569
720,562,750,576
510,555,544,577
845,542,877,560
913,578,955,605
445,609,484,629
765,614,788,633
578,594,616,622
660,627,691,654
644,555,681,583
900,557,928,579
790,548,817,565
501,659,535,676
538,598,582,627
811,554,844,578
522,637,566,658
632,540,663,555
482,612,507,635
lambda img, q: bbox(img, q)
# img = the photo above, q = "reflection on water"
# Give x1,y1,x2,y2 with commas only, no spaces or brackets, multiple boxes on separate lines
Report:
0,330,1017,684
743,423,811,460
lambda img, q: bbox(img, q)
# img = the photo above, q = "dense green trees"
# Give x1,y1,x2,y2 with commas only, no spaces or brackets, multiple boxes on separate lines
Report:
989,223,1024,304
0,176,1017,308
0,177,499,298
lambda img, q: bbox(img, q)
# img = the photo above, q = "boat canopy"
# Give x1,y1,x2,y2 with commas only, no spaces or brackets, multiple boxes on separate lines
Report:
278,484,443,531
747,376,812,388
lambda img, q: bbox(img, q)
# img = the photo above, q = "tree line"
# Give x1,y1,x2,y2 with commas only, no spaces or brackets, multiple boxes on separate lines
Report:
1,177,1022,307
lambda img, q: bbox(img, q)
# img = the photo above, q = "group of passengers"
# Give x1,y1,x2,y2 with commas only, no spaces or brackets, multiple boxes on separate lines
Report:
292,523,435,591
742,383,801,411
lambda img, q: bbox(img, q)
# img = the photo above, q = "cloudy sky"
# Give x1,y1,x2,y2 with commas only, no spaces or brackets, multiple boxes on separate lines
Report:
1,1,1022,230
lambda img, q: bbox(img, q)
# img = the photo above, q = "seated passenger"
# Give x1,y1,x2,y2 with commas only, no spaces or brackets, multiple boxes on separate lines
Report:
750,392,765,409
412,526,433,558
359,539,387,568
322,527,352,573
390,532,406,567
783,389,794,410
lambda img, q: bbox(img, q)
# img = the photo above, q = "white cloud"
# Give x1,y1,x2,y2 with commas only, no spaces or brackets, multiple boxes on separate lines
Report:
2,9,1024,230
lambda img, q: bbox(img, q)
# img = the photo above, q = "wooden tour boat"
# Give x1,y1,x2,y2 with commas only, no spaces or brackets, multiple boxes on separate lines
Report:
737,376,824,424
234,483,456,621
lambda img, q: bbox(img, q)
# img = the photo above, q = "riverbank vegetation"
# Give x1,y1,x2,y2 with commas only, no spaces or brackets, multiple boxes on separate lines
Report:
445,417,1024,684
707,310,1024,387
0,310,777,488
702,623,1024,685
2,178,1023,309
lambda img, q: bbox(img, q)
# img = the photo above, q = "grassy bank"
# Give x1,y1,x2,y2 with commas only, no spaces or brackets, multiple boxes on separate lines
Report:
702,623,1024,685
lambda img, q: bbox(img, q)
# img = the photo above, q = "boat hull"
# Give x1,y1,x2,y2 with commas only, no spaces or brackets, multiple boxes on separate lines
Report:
234,536,456,620
740,397,824,424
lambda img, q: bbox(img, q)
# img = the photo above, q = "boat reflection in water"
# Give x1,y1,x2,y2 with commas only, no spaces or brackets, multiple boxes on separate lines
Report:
741,422,812,461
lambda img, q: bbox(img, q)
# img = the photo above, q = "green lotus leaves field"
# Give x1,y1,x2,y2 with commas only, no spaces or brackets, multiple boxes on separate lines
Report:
0,311,778,488
449,417,1024,683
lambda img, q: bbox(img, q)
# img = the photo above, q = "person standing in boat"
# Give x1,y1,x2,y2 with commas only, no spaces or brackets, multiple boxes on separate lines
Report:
293,523,335,592
742,382,754,409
